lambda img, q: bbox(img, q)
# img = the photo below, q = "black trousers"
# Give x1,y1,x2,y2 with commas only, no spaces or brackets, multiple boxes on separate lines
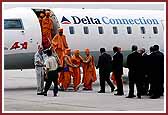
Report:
150,73,162,97
114,73,124,94
44,70,58,95
141,74,149,95
99,72,115,92
128,71,142,96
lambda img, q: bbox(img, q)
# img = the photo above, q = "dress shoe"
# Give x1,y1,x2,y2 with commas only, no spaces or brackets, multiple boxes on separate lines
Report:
126,95,136,98
111,88,115,92
83,88,88,90
37,92,44,95
98,91,105,93
150,95,160,99
54,94,57,97
43,93,47,96
114,93,124,96
137,95,141,99
83,88,92,91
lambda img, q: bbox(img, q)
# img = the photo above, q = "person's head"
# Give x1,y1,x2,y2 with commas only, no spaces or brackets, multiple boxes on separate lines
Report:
45,11,50,18
118,47,121,52
113,46,118,53
46,49,52,57
153,45,159,51
100,48,106,54
139,48,145,54
74,49,80,57
132,45,138,52
58,28,63,36
85,48,90,56
38,45,43,55
150,46,154,53
65,48,71,55
39,12,45,19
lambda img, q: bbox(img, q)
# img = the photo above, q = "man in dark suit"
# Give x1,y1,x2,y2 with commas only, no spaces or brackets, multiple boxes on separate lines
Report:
149,45,164,99
96,48,115,93
112,46,124,95
139,48,149,95
126,45,142,98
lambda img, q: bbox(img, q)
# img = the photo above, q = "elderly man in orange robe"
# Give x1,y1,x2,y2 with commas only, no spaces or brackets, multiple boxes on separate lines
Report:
71,49,83,91
52,28,68,63
82,48,97,90
42,11,53,49
61,48,77,91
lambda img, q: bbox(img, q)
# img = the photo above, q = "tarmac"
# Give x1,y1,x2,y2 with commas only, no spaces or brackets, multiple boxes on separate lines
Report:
3,69,165,112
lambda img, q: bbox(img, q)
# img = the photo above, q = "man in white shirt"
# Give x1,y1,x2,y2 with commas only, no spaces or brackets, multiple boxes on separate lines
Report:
43,49,59,96
34,45,45,95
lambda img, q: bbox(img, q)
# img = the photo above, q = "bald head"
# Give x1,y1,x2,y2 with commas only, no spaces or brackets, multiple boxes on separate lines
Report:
45,11,50,18
39,12,45,18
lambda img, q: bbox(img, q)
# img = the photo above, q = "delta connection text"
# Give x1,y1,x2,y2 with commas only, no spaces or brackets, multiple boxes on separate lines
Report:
68,16,159,25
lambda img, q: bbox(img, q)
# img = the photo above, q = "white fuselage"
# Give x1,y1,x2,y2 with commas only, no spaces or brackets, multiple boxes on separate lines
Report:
3,8,165,69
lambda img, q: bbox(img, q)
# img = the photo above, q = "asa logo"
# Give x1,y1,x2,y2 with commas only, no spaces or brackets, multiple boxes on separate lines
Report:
61,16,71,24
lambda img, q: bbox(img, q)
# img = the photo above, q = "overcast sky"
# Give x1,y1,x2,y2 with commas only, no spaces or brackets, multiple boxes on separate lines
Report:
3,2,165,10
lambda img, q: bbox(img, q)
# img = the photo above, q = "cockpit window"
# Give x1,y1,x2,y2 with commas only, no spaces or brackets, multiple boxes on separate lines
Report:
4,19,24,30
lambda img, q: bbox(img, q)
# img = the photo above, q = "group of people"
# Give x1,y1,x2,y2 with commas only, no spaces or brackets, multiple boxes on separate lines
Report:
93,44,164,99
34,10,164,99
34,45,97,97
126,45,164,99
35,10,97,97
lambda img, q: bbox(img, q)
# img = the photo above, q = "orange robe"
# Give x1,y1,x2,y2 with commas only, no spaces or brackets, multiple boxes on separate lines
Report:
41,17,53,49
61,55,73,90
71,55,81,91
111,72,117,85
52,34,68,63
82,56,97,90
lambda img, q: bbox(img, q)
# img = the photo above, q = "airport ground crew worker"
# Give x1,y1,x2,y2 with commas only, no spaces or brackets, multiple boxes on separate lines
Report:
42,11,53,49
61,48,77,91
34,45,45,95
71,49,83,91
112,46,124,96
126,45,142,99
96,48,115,93
52,28,68,63
43,49,59,97
82,48,97,90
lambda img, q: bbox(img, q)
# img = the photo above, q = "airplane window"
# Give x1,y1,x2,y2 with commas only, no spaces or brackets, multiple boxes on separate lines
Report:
98,26,104,34
153,27,158,34
113,26,118,34
4,19,24,30
127,26,132,34
69,26,75,34
83,26,89,34
140,27,146,34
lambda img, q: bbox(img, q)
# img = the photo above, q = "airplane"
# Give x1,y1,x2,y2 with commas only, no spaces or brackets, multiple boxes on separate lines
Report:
3,7,165,69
